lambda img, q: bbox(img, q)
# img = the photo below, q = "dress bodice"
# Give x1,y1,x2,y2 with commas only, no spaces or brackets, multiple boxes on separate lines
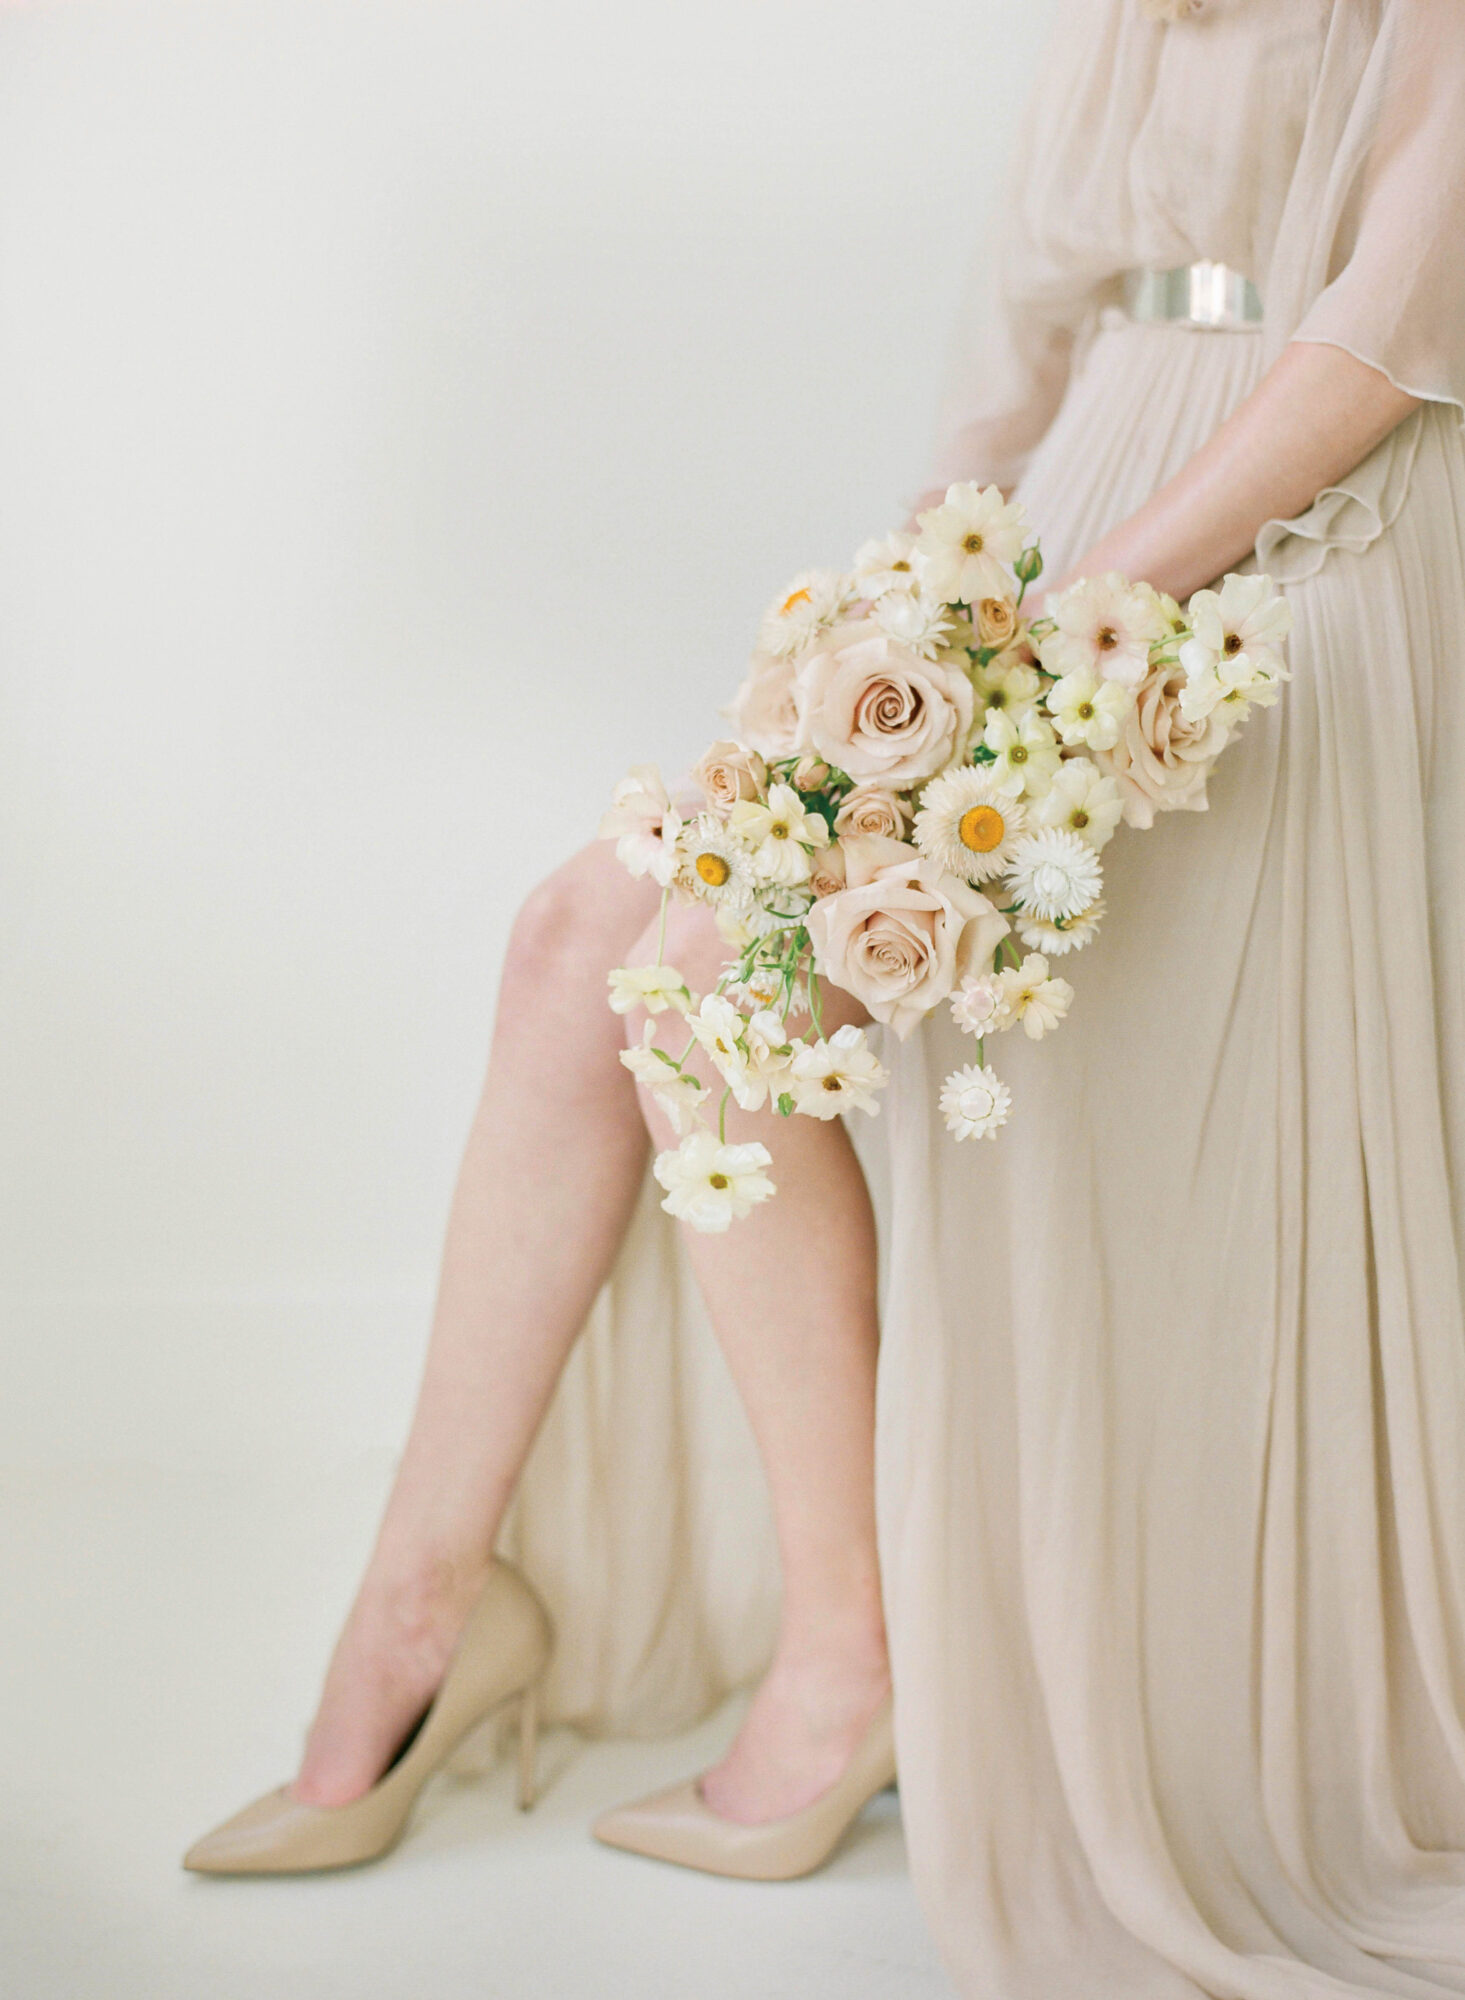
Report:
932,0,1465,498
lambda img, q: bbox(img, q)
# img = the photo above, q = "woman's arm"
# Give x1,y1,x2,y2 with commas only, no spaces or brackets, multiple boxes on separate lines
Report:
1046,341,1421,603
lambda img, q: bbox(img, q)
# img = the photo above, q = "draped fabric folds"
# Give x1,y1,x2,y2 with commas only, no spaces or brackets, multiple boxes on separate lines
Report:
501,2,1465,1993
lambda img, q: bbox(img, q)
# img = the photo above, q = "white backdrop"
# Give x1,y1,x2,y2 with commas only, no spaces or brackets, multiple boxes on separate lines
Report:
0,0,1053,1471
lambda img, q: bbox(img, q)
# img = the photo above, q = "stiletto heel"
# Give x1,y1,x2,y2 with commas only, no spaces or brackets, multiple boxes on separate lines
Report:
593,1694,896,1882
183,1558,554,1875
516,1678,541,1811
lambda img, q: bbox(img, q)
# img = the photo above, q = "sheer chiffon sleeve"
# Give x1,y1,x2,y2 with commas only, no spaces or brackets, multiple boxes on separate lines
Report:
1257,0,1465,580
1278,0,1465,420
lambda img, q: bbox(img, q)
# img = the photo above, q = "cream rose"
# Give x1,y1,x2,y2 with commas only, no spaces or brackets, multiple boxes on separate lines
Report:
796,623,974,786
693,739,767,814
808,839,848,900
728,649,802,761
1094,661,1231,829
834,783,909,841
976,596,1019,647
806,833,1010,1038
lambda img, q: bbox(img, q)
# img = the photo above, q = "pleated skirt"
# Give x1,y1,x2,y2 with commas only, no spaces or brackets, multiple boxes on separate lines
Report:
876,315,1465,1997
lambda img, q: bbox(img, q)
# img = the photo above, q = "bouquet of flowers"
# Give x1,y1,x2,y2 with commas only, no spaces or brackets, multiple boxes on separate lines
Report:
601,481,1291,1231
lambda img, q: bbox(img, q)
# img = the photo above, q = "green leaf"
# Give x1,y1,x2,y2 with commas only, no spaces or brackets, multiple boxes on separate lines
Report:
777,1092,795,1117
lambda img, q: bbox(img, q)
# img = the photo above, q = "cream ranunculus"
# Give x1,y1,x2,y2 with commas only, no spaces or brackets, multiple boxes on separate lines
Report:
796,625,974,787
727,648,803,761
1094,660,1231,829
805,834,1010,1039
693,739,767,814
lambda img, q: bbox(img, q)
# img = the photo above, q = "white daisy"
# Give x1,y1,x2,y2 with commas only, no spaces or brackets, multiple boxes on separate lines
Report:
1038,574,1168,688
1045,667,1135,752
912,766,1027,884
675,815,756,906
950,974,1006,1037
607,963,693,1016
984,708,1062,800
915,483,1029,604
788,1025,889,1121
728,782,830,887
1014,897,1107,956
653,1132,776,1232
1006,828,1104,921
939,1063,1012,1141
1032,759,1124,850
853,530,922,599
872,588,952,660
994,952,1073,1041
757,569,850,659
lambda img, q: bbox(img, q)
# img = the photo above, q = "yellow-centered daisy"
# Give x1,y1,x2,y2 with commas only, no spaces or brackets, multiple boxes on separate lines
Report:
912,767,1028,884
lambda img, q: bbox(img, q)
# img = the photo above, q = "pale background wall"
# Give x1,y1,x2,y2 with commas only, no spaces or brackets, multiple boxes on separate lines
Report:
0,0,1054,1472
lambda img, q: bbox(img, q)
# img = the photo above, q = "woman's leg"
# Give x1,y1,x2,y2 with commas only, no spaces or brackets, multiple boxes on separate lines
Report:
294,858,888,1828
624,901,888,1823
292,839,662,1805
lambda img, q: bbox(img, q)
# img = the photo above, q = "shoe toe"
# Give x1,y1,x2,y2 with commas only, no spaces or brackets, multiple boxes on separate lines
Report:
182,1787,307,1874
591,1781,703,1858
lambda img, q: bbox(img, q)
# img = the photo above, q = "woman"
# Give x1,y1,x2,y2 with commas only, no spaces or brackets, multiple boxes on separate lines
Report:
190,0,1465,1989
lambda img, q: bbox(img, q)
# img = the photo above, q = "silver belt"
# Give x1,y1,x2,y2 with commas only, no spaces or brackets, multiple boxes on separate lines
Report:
1122,260,1263,330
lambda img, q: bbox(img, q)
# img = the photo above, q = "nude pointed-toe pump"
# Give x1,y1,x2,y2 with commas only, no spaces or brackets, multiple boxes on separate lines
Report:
592,1695,896,1882
183,1558,553,1876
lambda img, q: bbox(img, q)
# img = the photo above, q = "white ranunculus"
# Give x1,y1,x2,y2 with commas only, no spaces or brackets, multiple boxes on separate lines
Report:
653,1132,776,1232
1015,898,1107,957
915,483,1029,604
607,963,694,1015
599,765,676,882
1032,759,1124,850
686,994,763,1108
984,707,1062,799
1006,828,1103,922
1045,667,1135,752
727,781,829,887
788,1025,889,1121
1176,572,1296,712
853,530,923,599
1037,574,1168,688
1178,573,1292,724
939,1063,1012,1141
994,952,1073,1040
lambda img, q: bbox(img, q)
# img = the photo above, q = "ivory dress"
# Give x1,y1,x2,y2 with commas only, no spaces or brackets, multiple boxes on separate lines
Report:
506,1,1465,1994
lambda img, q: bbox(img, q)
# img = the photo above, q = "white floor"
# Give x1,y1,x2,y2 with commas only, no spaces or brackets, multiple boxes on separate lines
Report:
0,1460,951,2000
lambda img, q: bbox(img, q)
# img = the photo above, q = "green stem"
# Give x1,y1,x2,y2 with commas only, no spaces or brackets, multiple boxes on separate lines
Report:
718,1085,731,1145
655,888,669,965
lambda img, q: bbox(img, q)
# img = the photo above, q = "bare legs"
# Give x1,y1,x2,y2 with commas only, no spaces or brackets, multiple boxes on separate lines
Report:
292,842,887,1824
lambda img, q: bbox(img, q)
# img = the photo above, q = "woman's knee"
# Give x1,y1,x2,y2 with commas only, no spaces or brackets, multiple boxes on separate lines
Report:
507,843,657,993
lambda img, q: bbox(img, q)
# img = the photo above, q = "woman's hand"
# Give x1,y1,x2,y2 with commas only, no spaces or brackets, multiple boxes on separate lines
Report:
1046,340,1421,603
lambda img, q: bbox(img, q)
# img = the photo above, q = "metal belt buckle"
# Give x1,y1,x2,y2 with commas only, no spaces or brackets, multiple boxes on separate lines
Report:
1122,260,1263,330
